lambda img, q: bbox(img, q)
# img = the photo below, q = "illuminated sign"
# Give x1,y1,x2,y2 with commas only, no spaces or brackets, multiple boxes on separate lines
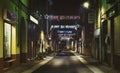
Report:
57,30,73,34
50,25,80,29
30,15,38,24
45,15,80,20
58,34,74,40
50,15,80,20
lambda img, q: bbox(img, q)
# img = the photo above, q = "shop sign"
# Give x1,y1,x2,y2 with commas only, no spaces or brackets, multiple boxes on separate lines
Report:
3,9,16,22
30,15,38,24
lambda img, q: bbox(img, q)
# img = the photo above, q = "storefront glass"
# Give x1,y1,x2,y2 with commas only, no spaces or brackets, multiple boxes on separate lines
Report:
4,22,12,59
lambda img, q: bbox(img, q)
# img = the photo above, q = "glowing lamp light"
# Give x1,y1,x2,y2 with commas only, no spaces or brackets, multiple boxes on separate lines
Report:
83,2,89,8
41,31,44,40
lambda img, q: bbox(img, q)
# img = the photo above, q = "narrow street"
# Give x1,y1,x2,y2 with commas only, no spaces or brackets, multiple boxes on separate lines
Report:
32,50,101,73
1,0,120,73
6,50,119,73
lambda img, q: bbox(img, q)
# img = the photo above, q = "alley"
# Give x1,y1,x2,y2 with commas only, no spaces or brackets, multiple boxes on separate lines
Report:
1,0,120,73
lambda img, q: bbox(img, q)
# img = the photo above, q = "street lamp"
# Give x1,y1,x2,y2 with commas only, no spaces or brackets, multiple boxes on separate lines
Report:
83,2,89,9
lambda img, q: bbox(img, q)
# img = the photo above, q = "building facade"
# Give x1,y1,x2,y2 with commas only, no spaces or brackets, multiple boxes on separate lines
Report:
0,0,28,72
94,0,120,69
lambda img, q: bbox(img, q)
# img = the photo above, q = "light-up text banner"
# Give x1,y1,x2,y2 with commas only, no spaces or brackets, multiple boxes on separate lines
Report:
50,25,80,29
57,30,73,34
45,15,80,20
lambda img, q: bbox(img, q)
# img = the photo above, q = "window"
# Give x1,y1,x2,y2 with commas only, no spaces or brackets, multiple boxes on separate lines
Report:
4,22,12,60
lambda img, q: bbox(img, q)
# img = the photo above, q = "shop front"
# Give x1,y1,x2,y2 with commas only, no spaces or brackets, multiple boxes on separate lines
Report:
3,9,18,71
28,15,39,60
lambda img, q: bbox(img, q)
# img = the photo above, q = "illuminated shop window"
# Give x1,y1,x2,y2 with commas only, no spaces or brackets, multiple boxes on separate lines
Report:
4,22,12,60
